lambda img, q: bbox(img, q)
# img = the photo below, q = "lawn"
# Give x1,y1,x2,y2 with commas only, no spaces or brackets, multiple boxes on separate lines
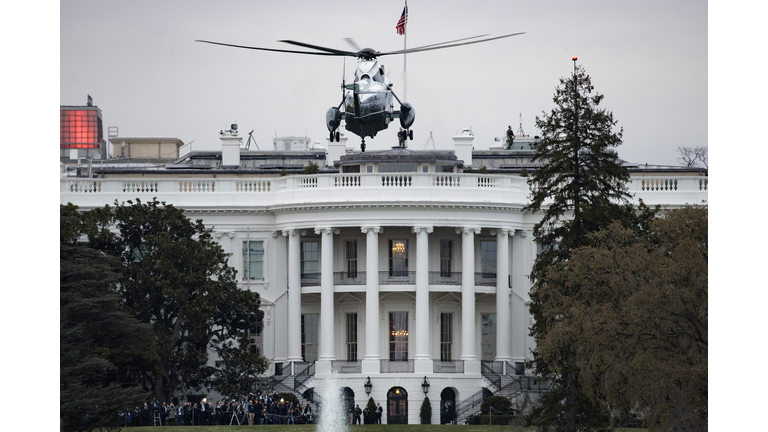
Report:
122,426,646,432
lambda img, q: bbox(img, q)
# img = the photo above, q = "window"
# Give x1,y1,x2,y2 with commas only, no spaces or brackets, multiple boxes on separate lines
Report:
346,240,358,278
389,239,408,276
346,313,358,361
422,165,429,173
481,313,497,360
301,241,319,280
440,313,453,361
440,239,453,277
301,314,319,362
343,165,360,173
248,324,263,356
389,312,408,361
480,241,497,278
242,241,264,280
366,165,373,173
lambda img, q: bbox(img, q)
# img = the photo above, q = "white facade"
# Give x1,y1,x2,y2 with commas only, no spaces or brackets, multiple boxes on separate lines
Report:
61,164,708,423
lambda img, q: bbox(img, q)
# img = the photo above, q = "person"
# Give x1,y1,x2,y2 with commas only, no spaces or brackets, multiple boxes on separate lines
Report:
363,405,370,424
354,404,362,424
398,128,406,147
506,125,515,149
375,402,383,424
443,401,456,425
348,404,355,424
254,398,264,425
168,402,175,426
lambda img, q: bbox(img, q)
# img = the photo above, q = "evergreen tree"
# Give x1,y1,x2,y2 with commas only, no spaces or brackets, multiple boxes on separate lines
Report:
60,204,154,431
523,64,634,432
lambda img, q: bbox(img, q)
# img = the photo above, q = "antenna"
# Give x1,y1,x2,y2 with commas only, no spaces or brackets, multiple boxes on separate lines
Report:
517,113,525,136
246,130,260,150
423,131,435,150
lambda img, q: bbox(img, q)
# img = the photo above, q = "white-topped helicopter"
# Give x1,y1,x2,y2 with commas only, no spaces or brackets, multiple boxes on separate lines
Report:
197,32,524,152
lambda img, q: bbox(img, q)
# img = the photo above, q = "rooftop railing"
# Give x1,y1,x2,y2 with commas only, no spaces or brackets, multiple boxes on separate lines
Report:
62,173,708,209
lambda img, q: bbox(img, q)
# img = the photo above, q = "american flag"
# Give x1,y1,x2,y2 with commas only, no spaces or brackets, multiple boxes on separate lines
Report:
396,5,408,35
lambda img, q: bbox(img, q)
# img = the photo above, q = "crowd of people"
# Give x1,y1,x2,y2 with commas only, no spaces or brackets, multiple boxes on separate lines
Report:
120,391,315,427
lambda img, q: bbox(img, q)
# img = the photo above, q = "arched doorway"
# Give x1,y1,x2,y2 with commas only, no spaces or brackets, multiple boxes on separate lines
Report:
440,388,456,424
387,387,408,424
342,387,355,423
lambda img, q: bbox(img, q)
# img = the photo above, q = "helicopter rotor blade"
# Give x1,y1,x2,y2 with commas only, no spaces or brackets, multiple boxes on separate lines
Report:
278,40,357,56
378,32,526,56
344,38,362,52
196,40,342,56
406,34,490,51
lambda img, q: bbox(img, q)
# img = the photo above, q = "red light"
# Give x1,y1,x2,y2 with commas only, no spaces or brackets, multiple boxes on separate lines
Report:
572,56,578,61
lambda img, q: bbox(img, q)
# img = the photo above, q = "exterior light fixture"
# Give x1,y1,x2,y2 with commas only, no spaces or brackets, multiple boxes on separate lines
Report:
421,376,430,395
364,376,373,396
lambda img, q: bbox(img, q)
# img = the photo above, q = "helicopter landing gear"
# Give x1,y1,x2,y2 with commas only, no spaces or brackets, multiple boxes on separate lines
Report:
335,131,340,142
330,131,335,142
330,130,341,142
360,138,366,153
409,129,414,140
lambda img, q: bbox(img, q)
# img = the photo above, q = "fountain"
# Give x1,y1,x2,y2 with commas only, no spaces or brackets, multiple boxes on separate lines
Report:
317,371,348,432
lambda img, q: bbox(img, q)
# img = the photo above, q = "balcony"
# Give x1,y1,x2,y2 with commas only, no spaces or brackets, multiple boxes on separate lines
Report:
380,360,414,373
475,272,497,287
379,271,416,285
433,360,464,373
334,271,366,285
429,271,462,285
301,273,320,287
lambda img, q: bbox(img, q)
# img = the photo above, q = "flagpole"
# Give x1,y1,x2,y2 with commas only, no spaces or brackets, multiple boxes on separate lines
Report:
403,0,407,101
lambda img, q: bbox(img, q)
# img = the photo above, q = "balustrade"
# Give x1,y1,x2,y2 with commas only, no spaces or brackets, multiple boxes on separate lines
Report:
433,360,464,373
333,271,366,285
379,271,416,285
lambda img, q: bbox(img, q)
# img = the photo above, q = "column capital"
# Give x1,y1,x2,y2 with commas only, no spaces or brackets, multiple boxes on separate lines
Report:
361,226,383,234
282,229,297,237
272,231,280,238
515,229,529,238
314,227,337,235
457,227,481,235
499,228,513,236
411,226,434,234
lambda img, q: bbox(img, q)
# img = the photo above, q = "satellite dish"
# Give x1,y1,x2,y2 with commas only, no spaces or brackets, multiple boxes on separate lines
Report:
93,152,102,160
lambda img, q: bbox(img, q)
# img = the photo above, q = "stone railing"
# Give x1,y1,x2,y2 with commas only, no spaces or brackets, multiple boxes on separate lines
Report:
61,173,708,209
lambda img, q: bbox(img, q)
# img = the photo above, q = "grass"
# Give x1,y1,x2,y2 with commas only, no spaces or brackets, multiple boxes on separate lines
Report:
120,426,647,432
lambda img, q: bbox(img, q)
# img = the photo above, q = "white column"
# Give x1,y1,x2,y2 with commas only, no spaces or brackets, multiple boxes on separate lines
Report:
511,229,533,364
284,229,303,362
413,226,433,374
362,226,382,374
459,227,481,369
317,227,336,362
495,229,512,362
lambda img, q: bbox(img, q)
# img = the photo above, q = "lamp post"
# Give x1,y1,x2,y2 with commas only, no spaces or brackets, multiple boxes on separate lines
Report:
421,376,430,396
364,377,372,397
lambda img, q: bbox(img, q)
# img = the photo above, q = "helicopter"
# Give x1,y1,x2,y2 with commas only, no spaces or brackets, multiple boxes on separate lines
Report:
197,32,524,152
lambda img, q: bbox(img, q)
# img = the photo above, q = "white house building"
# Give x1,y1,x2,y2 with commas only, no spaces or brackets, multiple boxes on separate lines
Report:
60,128,708,424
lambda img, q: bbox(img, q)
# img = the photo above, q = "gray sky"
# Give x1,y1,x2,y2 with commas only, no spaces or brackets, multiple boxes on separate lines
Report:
60,0,706,164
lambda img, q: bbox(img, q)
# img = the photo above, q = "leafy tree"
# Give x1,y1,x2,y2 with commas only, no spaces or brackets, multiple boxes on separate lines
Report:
480,396,512,415
537,208,707,431
523,64,635,432
80,198,267,402
60,204,154,431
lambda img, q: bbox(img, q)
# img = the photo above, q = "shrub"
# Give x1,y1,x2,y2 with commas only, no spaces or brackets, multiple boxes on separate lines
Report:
420,396,432,424
480,396,512,414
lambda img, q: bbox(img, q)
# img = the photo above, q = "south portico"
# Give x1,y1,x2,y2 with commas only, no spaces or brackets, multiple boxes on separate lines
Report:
275,219,535,377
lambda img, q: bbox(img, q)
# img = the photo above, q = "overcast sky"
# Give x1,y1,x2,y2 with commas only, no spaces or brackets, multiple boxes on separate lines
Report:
60,0,707,165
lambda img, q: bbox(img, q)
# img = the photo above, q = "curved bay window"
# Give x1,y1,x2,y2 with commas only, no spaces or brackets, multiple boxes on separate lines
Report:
389,312,408,361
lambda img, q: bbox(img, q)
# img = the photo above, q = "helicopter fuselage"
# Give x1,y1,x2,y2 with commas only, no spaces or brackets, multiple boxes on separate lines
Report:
344,59,393,139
